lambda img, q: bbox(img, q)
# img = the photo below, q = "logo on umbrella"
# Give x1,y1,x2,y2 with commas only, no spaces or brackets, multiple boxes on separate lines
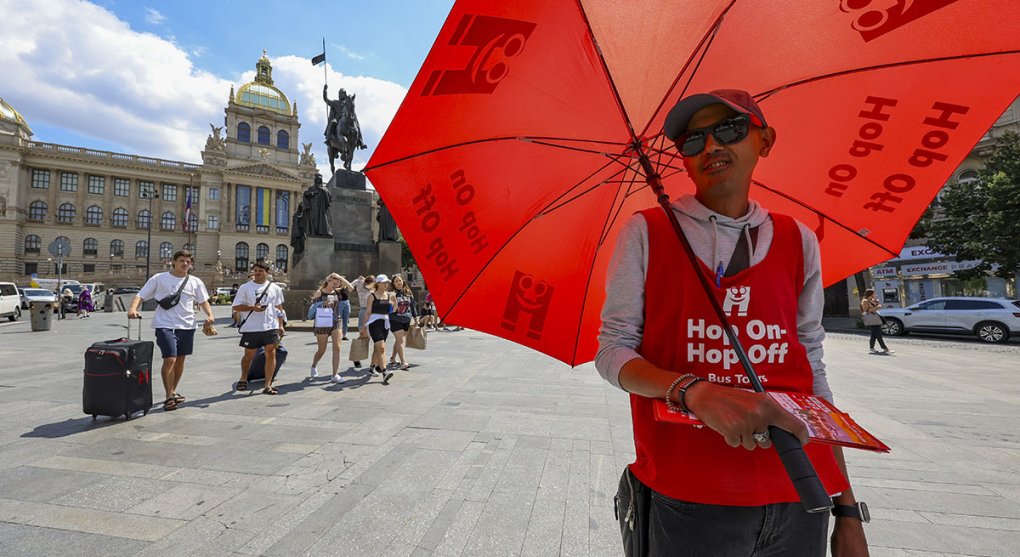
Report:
501,270,554,341
840,0,961,41
422,14,536,96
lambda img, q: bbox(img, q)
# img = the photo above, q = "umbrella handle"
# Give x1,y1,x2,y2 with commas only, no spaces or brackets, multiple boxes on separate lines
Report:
769,426,834,513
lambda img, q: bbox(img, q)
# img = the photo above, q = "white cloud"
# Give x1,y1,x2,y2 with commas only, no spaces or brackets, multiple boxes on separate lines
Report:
143,7,165,25
330,43,368,61
0,0,408,172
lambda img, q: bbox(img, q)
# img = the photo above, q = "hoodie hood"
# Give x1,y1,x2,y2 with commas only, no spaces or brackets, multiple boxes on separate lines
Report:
671,194,769,229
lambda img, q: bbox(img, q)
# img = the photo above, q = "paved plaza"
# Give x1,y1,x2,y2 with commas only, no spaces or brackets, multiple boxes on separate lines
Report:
0,306,1018,556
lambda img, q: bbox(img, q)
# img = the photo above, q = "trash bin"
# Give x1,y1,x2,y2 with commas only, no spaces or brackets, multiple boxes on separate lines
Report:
105,289,114,312
30,301,54,331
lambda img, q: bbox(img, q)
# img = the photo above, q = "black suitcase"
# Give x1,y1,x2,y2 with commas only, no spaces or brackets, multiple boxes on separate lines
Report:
83,318,153,420
247,344,287,382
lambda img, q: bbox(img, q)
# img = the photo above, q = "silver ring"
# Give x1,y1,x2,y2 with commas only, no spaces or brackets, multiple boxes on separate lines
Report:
752,431,770,444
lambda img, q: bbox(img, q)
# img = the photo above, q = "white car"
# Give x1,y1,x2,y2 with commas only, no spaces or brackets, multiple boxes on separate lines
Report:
880,297,1020,344
19,287,58,309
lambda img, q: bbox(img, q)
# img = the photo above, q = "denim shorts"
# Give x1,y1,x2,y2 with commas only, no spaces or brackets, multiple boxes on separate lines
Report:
154,328,196,359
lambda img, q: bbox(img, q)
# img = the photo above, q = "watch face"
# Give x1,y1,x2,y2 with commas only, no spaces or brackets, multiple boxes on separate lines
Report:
858,501,871,523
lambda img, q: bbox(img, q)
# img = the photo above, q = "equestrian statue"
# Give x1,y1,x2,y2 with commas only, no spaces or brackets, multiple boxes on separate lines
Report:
323,85,367,174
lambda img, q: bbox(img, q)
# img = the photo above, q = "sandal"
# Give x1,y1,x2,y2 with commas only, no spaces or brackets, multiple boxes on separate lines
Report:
400,363,410,370
162,397,178,411
172,393,185,403
262,386,279,395
235,381,248,391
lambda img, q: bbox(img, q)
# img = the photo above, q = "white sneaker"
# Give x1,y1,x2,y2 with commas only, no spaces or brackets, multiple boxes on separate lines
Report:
331,374,345,383
310,367,319,379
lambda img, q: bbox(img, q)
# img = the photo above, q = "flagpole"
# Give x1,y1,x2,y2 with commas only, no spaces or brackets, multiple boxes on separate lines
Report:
322,37,328,123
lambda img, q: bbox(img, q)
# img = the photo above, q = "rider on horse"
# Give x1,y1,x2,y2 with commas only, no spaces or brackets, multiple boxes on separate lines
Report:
323,85,367,174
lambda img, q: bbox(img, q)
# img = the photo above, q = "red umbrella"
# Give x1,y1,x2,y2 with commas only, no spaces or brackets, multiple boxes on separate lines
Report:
366,0,1020,366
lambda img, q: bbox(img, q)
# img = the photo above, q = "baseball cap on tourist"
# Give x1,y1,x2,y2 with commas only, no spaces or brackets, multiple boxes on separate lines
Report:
664,89,767,141
374,274,391,283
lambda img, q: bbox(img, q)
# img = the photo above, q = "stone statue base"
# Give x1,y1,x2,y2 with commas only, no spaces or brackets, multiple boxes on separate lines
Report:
327,169,366,190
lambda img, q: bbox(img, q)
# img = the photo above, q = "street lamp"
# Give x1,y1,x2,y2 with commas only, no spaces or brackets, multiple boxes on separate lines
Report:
141,184,159,278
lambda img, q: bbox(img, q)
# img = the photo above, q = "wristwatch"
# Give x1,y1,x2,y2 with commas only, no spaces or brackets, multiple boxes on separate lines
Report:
831,501,870,523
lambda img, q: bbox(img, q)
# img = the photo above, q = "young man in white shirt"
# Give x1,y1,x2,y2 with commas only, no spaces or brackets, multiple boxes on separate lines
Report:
128,250,215,411
232,261,286,394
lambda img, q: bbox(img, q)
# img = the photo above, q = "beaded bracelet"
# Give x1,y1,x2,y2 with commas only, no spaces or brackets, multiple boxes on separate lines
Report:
665,373,696,413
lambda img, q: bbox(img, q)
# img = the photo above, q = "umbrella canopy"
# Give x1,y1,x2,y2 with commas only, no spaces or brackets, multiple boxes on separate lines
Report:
365,0,1020,366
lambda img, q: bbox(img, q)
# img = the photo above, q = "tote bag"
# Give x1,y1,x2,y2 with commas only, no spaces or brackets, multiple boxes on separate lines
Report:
314,307,335,328
862,312,884,326
407,322,427,350
348,336,370,362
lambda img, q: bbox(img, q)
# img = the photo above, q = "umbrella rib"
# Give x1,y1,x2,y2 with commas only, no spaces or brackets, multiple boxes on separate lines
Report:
752,49,1020,103
750,179,898,258
364,136,629,172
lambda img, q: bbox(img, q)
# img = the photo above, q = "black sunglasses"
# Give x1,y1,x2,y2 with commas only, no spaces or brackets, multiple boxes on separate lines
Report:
675,113,753,157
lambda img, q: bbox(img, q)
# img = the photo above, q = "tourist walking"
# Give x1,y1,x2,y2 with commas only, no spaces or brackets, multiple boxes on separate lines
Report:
387,274,417,370
365,274,395,384
861,288,892,354
77,287,93,318
350,274,375,367
232,262,286,395
309,273,349,383
128,250,215,411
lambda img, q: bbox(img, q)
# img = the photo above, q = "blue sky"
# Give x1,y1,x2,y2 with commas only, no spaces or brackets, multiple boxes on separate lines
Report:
1,0,455,172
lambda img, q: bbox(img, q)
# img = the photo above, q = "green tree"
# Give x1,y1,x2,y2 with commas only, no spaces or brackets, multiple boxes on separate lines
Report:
924,131,1020,280
400,238,417,270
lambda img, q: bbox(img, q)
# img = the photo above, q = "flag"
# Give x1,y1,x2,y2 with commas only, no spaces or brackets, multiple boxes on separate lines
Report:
311,52,325,66
29,273,39,288
183,191,192,231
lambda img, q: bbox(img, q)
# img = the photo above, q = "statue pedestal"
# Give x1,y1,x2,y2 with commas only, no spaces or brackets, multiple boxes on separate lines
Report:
327,169,366,190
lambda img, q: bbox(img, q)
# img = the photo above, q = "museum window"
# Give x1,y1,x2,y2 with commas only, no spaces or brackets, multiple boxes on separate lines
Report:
257,125,270,145
60,172,78,192
275,245,288,272
256,242,269,263
277,130,289,149
24,235,41,254
114,177,130,197
160,242,173,259
208,187,220,201
137,209,151,229
29,201,47,221
185,213,198,232
87,175,105,195
139,180,155,199
162,183,177,201
85,205,103,225
83,238,98,257
57,203,76,224
207,215,219,230
31,169,49,189
235,242,250,272
185,186,199,206
237,122,251,143
24,262,38,276
112,208,128,228
135,240,148,259
110,239,124,257
83,264,95,273
160,212,176,230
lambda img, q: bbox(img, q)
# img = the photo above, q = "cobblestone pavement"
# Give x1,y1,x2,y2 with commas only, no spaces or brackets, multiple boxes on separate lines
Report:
0,308,1017,556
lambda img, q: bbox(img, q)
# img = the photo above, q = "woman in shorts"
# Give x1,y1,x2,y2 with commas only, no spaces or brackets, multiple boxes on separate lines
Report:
309,273,351,383
387,274,417,370
364,275,395,384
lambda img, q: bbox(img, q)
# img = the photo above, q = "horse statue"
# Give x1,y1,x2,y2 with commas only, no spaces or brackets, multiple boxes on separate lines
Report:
323,85,367,174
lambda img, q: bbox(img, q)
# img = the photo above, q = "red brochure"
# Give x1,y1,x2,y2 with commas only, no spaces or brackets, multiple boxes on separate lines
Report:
653,391,890,452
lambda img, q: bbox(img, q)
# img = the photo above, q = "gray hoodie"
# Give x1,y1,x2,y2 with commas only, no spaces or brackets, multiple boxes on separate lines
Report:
594,194,832,402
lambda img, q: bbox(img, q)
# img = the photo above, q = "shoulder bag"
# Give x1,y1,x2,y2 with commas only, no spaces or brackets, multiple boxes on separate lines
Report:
157,275,190,310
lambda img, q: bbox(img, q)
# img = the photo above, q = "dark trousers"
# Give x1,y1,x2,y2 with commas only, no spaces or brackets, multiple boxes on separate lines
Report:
869,325,888,350
616,468,828,557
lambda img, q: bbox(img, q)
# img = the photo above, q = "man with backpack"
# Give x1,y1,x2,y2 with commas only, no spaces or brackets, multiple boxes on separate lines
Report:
232,262,286,395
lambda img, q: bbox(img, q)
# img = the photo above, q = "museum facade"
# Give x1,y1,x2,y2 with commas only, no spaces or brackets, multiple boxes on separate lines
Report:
0,53,325,289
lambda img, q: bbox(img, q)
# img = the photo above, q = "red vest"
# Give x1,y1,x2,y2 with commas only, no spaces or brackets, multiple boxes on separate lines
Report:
630,208,848,506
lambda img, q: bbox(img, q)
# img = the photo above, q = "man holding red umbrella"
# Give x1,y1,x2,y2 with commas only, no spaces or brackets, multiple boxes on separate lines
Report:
596,90,869,556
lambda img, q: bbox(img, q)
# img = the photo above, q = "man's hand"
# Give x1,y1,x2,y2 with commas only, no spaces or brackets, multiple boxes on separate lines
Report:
253,303,265,313
127,310,141,320
831,517,869,556
204,316,215,325
684,381,809,450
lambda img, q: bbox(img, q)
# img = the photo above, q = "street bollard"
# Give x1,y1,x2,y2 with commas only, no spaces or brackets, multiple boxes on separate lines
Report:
105,289,114,312
30,301,54,332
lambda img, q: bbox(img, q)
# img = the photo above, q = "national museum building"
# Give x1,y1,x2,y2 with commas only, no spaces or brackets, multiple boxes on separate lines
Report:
0,53,318,288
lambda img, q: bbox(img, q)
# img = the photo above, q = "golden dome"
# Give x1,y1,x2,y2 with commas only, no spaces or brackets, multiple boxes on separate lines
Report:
0,98,28,127
234,50,291,115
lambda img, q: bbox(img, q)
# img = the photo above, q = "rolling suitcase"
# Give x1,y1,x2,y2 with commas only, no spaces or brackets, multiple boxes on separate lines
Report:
83,318,153,420
247,344,287,382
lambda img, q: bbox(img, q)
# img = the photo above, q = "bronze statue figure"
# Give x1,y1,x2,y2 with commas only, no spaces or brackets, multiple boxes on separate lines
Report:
323,84,367,174
290,204,306,256
302,173,333,238
377,200,398,242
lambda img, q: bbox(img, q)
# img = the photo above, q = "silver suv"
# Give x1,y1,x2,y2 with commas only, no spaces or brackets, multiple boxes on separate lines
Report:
879,297,1020,344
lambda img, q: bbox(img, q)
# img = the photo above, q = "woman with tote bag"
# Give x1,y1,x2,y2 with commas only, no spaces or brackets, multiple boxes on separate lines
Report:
861,289,893,354
310,274,347,383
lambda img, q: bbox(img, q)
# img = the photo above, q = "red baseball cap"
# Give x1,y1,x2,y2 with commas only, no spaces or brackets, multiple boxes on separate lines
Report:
664,89,767,141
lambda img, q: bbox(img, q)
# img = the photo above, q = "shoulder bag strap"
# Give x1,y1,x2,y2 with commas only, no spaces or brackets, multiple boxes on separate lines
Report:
238,280,274,329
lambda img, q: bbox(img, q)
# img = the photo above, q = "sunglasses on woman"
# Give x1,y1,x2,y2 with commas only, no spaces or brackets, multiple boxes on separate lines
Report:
675,113,753,157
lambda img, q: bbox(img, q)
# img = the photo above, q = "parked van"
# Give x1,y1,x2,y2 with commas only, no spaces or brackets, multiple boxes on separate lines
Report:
31,278,80,292
0,282,22,321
